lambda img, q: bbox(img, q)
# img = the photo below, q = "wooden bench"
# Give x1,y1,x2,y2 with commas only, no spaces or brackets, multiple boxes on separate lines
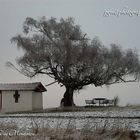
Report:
85,100,95,106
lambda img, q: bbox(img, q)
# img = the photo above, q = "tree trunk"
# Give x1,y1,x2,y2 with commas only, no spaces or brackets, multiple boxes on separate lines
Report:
60,87,75,107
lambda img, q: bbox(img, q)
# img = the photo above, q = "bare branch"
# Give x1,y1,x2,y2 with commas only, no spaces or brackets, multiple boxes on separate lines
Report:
45,81,58,87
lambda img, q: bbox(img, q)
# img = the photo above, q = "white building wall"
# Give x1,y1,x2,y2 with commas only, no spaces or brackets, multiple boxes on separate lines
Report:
32,92,43,110
2,91,33,112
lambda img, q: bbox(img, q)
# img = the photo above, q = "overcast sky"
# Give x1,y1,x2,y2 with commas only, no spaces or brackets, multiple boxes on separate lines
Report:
0,0,140,108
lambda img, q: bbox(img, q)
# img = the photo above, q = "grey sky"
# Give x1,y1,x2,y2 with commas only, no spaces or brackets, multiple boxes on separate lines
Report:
0,0,140,108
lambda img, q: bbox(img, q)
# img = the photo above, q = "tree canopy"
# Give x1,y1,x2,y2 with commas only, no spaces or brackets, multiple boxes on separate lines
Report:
9,17,140,106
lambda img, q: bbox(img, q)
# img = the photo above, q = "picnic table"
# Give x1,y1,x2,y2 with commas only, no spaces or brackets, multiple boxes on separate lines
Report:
93,98,107,106
85,98,114,107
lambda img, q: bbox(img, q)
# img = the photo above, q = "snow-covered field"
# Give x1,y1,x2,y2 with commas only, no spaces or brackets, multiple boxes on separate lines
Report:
0,108,139,133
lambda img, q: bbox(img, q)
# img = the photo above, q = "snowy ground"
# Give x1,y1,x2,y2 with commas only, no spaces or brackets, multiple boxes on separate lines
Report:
0,108,139,134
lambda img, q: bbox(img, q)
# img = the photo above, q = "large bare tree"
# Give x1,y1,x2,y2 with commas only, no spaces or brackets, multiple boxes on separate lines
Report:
9,17,140,107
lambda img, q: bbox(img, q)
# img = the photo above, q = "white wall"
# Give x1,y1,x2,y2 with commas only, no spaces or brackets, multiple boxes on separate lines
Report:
2,91,33,112
32,92,43,110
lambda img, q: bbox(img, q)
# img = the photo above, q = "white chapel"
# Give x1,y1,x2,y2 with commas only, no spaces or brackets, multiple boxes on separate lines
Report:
0,82,46,112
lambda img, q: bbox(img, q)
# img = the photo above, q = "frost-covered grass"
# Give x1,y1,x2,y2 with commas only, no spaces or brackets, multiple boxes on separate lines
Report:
0,107,139,139
0,117,138,140
4,106,140,117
